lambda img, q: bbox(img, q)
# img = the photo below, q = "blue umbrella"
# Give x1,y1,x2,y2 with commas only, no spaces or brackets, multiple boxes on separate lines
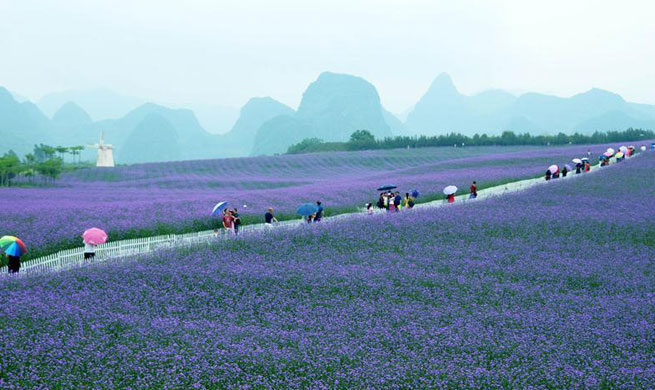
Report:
411,189,420,198
211,201,228,217
377,184,397,191
296,203,319,216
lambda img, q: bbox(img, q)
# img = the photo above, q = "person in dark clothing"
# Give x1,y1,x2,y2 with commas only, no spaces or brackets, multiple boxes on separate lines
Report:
469,181,477,199
562,167,568,177
314,201,323,222
6,254,20,274
394,192,402,211
377,193,385,209
265,207,278,225
545,170,551,181
232,208,241,235
575,164,581,174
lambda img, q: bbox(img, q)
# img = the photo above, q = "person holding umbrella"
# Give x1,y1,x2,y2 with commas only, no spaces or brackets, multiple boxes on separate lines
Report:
443,186,457,203
222,209,235,234
82,228,108,260
314,201,324,222
1,236,27,274
232,208,241,235
562,165,570,177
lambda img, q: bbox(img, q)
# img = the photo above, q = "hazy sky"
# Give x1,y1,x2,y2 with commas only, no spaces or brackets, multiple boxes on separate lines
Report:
1,0,654,113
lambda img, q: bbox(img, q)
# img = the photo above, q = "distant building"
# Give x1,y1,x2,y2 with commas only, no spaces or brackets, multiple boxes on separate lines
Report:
87,132,115,167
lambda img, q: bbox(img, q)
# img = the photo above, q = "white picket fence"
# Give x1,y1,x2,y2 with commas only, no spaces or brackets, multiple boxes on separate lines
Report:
2,154,635,278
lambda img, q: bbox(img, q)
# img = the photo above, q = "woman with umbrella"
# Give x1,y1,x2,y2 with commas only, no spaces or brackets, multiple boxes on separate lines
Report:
82,228,108,260
443,185,457,203
1,236,27,274
573,158,583,174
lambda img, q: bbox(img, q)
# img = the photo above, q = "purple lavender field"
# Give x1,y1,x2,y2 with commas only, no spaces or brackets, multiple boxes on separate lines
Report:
0,144,626,256
1,152,653,388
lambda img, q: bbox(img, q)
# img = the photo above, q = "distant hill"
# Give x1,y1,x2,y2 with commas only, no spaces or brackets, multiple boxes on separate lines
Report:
0,87,52,155
38,88,145,120
52,102,92,127
252,72,393,155
223,97,295,157
405,73,655,136
119,113,180,163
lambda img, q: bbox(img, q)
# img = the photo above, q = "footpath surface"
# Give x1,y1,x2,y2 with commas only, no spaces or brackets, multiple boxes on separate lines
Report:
3,157,629,277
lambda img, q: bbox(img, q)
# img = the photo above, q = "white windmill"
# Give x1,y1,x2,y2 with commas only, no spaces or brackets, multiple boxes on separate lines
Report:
87,132,115,167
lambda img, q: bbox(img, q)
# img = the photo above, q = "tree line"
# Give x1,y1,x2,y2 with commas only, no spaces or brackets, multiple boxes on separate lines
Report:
0,144,88,187
286,128,655,154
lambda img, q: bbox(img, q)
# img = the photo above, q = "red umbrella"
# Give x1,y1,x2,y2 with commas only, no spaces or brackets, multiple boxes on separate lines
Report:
82,228,108,245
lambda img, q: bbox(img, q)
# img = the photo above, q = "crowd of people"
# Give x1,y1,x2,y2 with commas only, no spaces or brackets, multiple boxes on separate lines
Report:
4,144,650,274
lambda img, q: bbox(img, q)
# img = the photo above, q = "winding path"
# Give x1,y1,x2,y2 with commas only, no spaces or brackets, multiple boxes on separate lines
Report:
4,155,635,277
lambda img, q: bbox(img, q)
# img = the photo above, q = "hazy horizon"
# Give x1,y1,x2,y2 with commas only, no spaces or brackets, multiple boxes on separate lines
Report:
2,0,655,114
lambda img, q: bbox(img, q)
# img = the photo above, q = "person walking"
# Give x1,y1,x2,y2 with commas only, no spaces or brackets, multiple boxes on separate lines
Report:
584,161,591,172
469,181,478,199
403,193,415,209
232,208,241,235
314,201,324,222
575,163,581,174
377,193,385,210
447,193,455,203
265,207,278,225
222,209,235,234
84,240,96,260
562,166,568,177
394,192,402,211
366,203,374,214
545,170,551,181
6,254,20,274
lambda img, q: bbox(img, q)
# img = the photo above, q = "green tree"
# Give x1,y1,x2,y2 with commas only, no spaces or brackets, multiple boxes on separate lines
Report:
349,130,376,143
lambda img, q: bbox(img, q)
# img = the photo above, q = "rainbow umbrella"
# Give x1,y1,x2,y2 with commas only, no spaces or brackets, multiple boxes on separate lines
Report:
0,236,27,257
82,228,108,245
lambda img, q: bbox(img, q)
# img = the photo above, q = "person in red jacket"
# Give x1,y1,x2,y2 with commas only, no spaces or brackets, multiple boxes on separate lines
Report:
469,181,478,199
447,193,455,203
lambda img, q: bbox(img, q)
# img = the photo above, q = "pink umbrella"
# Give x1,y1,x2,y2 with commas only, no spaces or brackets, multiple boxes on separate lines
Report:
82,228,108,245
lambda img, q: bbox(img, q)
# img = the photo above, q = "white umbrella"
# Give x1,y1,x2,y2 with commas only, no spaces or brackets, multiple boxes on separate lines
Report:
443,185,458,195
619,146,628,154
572,158,582,164
606,148,615,155
641,146,647,152
548,165,559,174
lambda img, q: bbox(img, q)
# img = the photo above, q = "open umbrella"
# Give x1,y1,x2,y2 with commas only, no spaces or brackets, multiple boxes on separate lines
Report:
606,148,615,155
564,164,572,171
443,185,458,195
581,157,590,162
615,152,624,159
297,203,319,216
599,155,606,161
603,151,614,158
411,189,420,198
619,146,628,154
548,165,559,174
0,236,27,257
572,158,582,164
641,146,647,152
211,201,228,217
82,228,108,245
377,184,397,191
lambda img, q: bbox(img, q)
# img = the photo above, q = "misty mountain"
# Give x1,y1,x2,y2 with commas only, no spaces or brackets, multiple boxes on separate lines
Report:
52,102,92,127
223,97,295,157
38,88,145,120
184,103,240,135
405,73,655,136
0,87,52,155
119,113,180,164
252,72,393,155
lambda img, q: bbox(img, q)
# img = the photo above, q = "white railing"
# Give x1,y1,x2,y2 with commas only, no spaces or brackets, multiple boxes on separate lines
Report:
2,153,636,277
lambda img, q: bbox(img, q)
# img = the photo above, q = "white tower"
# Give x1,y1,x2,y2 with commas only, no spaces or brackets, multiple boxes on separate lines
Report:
87,132,115,167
